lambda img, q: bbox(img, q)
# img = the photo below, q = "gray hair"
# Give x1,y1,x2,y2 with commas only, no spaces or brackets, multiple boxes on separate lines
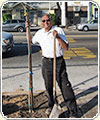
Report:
42,14,52,21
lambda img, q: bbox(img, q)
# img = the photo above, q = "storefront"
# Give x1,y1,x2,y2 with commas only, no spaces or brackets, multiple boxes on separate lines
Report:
67,2,88,25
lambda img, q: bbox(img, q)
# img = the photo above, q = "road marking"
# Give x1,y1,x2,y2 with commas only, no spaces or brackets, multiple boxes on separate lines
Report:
13,34,98,38
13,36,26,38
67,38,76,43
64,47,96,59
66,35,98,38
40,47,96,59
72,47,96,59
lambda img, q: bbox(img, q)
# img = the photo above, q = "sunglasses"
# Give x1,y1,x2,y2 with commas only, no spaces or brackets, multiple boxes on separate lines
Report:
42,19,51,23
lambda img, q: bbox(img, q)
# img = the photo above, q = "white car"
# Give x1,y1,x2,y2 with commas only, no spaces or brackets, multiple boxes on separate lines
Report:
76,19,98,31
2,32,14,53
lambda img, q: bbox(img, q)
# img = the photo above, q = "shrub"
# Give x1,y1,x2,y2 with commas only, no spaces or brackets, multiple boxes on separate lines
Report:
50,13,56,25
2,14,12,22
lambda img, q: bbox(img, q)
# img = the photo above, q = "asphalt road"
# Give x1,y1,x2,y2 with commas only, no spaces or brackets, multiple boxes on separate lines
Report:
2,29,98,92
2,30,98,67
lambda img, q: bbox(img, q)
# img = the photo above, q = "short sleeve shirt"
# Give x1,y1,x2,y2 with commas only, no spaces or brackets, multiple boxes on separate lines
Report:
32,26,68,58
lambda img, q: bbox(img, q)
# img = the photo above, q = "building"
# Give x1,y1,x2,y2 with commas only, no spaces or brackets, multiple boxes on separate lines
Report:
60,1,98,26
2,1,98,27
2,2,57,26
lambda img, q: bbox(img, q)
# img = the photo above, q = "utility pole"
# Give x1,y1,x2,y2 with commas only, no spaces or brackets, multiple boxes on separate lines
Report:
65,2,68,29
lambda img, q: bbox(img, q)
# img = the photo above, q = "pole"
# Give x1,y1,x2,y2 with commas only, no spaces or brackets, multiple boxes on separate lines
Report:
25,8,33,113
61,2,66,26
65,2,68,29
49,2,50,13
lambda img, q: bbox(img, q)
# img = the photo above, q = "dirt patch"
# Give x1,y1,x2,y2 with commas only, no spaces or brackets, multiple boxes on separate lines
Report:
2,91,49,118
2,87,98,118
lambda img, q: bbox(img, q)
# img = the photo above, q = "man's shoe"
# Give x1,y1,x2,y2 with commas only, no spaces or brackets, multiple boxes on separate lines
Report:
45,108,52,115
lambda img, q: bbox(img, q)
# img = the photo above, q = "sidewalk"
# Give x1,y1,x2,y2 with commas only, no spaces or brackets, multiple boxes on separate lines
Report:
30,25,78,32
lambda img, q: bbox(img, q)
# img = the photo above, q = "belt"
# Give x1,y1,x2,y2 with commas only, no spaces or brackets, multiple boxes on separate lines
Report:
44,56,63,61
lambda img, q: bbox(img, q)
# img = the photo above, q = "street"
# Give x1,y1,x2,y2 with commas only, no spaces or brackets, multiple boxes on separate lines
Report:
2,29,98,93
2,29,98,66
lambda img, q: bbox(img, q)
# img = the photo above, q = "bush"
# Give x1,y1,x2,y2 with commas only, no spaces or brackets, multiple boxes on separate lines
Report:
2,14,12,22
50,13,56,25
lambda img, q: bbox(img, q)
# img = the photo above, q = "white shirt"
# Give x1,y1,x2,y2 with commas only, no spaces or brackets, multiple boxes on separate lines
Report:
32,26,68,58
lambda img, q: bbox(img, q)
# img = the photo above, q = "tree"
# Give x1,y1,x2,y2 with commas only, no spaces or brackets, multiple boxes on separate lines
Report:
2,14,12,22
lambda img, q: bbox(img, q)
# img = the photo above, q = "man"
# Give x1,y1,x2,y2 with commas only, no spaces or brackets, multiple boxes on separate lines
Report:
26,14,78,118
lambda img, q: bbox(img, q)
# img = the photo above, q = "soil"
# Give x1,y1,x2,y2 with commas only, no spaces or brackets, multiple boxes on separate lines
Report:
2,91,49,118
2,87,98,118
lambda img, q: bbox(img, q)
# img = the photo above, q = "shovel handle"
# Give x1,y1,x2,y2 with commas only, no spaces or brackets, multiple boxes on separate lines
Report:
53,37,56,97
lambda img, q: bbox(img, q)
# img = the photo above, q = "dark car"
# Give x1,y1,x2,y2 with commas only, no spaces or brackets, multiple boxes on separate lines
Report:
2,32,14,53
2,19,26,32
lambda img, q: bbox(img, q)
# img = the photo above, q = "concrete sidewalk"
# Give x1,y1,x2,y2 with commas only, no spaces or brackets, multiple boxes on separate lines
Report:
2,64,98,92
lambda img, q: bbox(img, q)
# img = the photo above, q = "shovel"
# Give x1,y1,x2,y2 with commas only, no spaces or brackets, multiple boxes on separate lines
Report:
49,37,62,118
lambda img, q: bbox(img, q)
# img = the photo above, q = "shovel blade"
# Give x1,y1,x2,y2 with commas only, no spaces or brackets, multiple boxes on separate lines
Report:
49,104,62,118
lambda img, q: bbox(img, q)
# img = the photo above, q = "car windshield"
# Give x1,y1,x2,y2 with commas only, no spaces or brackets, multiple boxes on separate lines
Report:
86,19,93,23
86,19,98,24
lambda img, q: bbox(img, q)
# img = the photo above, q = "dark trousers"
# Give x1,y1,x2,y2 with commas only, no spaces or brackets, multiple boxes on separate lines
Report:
42,56,77,114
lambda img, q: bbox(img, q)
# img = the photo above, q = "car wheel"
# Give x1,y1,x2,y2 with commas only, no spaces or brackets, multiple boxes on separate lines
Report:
17,27,24,32
83,26,89,31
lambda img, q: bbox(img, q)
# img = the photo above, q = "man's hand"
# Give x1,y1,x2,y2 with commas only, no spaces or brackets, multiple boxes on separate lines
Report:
53,30,59,38
53,30,68,50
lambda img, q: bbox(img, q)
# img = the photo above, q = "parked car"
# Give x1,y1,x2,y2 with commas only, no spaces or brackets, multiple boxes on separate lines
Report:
2,31,14,53
76,19,98,31
2,19,25,32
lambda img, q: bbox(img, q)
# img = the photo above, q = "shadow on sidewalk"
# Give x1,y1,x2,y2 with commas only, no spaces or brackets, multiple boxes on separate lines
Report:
2,67,41,80
75,85,98,118
58,82,98,118
76,85,98,99
73,75,98,90
79,95,98,118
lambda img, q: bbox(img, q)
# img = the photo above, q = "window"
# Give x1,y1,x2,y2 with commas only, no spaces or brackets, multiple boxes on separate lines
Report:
90,20,98,24
38,11,42,17
20,10,24,20
74,6,80,11
6,20,10,24
18,20,25,23
11,20,17,23
94,20,98,23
